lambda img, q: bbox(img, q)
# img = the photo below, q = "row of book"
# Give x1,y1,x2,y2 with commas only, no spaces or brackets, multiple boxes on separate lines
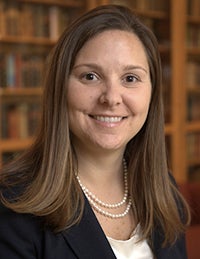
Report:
187,61,200,88
111,0,169,11
187,133,200,160
189,165,200,181
187,95,200,121
0,53,46,88
1,102,41,139
141,18,170,46
162,63,171,123
187,26,200,47
0,1,72,40
188,0,200,16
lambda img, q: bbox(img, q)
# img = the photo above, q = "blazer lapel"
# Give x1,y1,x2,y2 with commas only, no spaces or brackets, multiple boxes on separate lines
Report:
61,198,116,259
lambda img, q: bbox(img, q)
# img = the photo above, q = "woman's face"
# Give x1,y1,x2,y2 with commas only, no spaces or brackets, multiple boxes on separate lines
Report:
67,30,152,155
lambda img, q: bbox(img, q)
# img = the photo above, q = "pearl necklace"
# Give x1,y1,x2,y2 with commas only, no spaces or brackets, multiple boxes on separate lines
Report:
76,159,132,219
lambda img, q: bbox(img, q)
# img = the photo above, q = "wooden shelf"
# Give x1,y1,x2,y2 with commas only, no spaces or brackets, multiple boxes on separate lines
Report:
187,87,200,94
187,15,200,23
186,121,200,132
187,47,200,55
165,124,174,135
0,88,43,96
188,157,200,166
133,9,168,19
0,138,34,152
18,0,84,8
0,36,56,46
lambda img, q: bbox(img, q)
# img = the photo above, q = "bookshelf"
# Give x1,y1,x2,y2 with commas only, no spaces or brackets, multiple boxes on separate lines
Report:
186,0,200,182
0,0,92,166
0,0,200,184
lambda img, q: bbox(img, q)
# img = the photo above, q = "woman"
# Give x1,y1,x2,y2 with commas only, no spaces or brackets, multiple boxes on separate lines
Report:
0,5,190,259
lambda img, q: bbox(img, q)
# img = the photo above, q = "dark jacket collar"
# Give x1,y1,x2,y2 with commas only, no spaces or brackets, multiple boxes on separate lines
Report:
61,198,116,259
61,197,187,259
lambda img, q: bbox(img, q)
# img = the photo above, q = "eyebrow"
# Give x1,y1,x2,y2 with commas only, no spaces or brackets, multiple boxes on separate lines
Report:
123,65,148,74
73,63,148,74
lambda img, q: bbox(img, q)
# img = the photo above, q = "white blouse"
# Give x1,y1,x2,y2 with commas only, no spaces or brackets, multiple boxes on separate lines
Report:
107,225,153,259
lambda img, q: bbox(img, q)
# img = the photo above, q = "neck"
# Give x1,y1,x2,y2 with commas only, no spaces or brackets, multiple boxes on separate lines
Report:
76,151,124,184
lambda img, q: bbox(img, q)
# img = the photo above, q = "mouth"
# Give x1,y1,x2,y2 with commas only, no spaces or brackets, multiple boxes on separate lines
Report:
89,115,127,123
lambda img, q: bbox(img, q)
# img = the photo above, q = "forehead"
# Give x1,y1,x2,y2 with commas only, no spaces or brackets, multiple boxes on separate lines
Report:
74,29,149,69
80,29,145,51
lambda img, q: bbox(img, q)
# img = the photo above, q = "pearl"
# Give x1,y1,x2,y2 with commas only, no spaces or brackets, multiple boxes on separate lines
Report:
76,159,133,219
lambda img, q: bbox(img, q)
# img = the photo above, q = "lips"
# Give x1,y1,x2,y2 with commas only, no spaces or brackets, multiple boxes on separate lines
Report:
90,115,126,122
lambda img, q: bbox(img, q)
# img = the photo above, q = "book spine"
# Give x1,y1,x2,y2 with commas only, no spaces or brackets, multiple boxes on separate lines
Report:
6,54,16,88
187,94,200,121
5,2,20,36
49,6,59,40
6,104,20,138
0,54,6,87
18,103,29,139
0,1,5,36
189,0,200,16
3,101,41,139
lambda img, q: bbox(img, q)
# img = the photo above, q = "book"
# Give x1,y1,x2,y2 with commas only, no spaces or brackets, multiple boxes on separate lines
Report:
152,0,169,11
6,104,20,139
1,104,7,138
0,54,6,87
20,3,34,37
187,61,197,89
2,101,41,139
187,94,200,121
135,0,148,10
28,102,41,136
109,0,131,8
21,54,45,88
49,5,60,40
6,53,16,88
33,4,49,38
187,133,200,163
5,1,20,36
187,25,200,47
189,165,200,181
18,103,29,139
0,1,5,36
189,0,200,16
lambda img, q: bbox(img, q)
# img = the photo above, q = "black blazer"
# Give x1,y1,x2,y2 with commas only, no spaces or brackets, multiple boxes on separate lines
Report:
0,198,187,259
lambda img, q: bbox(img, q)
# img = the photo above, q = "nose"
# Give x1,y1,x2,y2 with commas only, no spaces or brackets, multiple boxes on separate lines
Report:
99,81,122,107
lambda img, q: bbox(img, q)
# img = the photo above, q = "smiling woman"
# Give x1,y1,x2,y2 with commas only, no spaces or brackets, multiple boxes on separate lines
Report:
68,30,151,154
0,4,190,259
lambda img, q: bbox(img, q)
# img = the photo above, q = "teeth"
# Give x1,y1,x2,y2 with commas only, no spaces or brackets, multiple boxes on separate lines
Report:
94,116,122,122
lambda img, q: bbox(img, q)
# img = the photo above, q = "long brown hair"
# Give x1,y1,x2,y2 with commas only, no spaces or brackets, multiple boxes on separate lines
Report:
0,5,190,246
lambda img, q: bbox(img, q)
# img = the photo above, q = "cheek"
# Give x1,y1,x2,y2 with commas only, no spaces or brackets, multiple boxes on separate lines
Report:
67,91,95,116
126,92,151,115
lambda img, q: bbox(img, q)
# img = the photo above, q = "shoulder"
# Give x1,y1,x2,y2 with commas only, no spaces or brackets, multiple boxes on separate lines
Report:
0,202,42,234
0,184,42,244
0,202,72,259
0,202,44,258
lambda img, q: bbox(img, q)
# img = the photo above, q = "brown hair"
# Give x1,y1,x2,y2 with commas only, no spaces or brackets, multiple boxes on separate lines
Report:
0,5,190,246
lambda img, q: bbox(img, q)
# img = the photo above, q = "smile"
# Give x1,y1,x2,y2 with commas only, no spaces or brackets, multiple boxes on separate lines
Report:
92,116,124,123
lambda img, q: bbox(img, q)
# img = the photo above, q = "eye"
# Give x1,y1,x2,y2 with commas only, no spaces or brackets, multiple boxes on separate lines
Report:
82,72,98,81
124,75,138,83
